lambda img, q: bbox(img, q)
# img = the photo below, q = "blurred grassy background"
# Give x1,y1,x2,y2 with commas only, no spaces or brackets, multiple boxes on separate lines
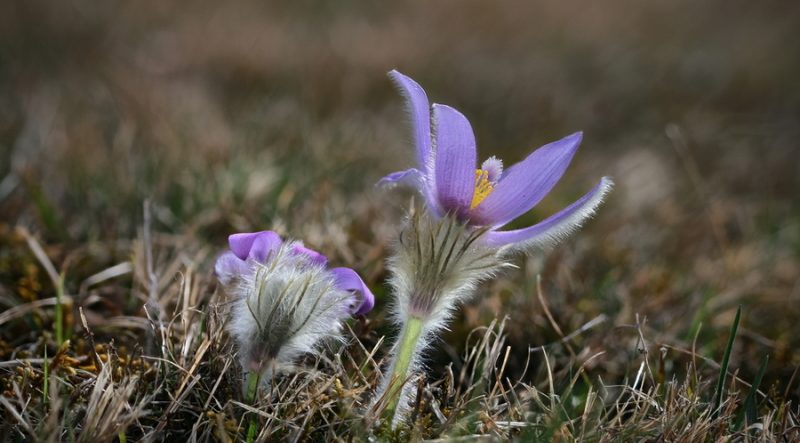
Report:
1,0,799,402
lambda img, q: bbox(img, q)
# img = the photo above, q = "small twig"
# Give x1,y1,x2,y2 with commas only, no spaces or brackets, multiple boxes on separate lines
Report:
634,314,656,388
0,359,46,368
409,374,426,425
20,227,60,288
0,396,33,435
529,314,608,353
79,307,103,371
535,275,577,359
0,296,74,326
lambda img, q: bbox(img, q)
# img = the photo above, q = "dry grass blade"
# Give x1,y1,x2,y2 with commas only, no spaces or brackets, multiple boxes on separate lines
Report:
0,395,34,436
79,362,148,443
0,296,74,326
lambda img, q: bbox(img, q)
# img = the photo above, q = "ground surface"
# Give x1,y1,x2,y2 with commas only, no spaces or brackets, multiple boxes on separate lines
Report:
1,0,799,441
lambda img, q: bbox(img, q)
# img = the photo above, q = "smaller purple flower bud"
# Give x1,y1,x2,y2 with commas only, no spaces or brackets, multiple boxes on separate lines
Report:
215,231,375,382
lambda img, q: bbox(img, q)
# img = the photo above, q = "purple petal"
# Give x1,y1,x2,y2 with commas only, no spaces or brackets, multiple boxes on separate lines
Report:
377,168,442,216
433,104,477,215
229,232,263,260
482,177,613,250
388,70,432,172
331,267,375,316
377,168,424,189
242,231,282,263
470,132,583,227
229,231,282,260
215,251,251,284
291,244,328,266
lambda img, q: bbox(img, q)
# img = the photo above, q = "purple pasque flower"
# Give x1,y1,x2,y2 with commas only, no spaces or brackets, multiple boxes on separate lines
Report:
380,70,612,252
216,230,374,316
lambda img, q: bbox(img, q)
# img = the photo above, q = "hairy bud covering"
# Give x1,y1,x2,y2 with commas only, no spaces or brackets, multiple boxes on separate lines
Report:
216,231,374,381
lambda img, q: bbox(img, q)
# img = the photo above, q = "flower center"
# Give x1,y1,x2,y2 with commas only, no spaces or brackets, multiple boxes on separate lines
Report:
470,169,495,209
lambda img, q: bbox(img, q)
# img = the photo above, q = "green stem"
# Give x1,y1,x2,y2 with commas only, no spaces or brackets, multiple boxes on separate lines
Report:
245,372,260,443
383,316,424,422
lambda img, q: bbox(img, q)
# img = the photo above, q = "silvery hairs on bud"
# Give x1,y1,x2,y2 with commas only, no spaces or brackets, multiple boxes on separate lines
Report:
221,240,355,382
388,210,511,333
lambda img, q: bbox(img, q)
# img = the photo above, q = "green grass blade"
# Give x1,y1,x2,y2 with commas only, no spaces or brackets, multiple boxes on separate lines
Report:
712,305,741,417
735,353,769,430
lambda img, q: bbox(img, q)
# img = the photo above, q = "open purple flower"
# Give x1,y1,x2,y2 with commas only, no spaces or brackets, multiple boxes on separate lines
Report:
216,230,374,316
380,70,612,251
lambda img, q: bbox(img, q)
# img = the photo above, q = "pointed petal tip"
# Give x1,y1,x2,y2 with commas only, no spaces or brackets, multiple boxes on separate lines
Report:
594,176,614,195
562,131,583,151
388,70,424,93
553,131,584,156
388,70,432,171
483,176,613,251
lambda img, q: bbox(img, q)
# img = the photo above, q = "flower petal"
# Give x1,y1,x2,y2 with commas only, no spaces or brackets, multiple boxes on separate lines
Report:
377,168,443,216
245,231,283,263
331,267,375,316
470,132,583,227
291,244,328,266
229,232,262,260
433,104,477,215
482,177,613,250
229,231,282,260
214,251,251,285
377,168,424,189
388,70,432,172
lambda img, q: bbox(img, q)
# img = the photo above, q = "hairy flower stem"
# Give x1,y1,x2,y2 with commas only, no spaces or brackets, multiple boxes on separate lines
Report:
245,372,260,443
383,316,424,421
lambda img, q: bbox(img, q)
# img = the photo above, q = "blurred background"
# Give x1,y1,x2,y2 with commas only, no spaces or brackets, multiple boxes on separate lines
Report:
1,0,798,399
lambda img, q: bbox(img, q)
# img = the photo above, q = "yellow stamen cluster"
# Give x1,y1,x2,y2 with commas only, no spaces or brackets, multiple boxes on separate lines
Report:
470,169,494,209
